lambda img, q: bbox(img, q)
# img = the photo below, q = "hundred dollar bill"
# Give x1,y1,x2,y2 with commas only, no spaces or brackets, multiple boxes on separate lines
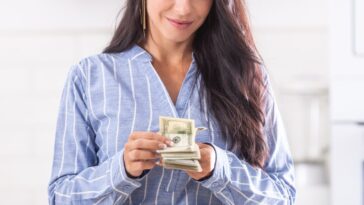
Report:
159,116,195,146
163,159,202,172
157,116,207,153
160,144,201,159
157,116,207,172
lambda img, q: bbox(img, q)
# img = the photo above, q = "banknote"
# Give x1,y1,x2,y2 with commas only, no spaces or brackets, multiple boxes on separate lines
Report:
157,116,207,172
160,144,201,159
163,159,202,172
159,116,195,146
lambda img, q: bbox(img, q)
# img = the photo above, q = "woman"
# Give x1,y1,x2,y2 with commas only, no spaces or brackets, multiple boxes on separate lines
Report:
48,0,296,204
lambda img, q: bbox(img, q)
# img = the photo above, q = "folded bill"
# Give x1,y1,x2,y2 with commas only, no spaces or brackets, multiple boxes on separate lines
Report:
163,159,202,172
157,116,207,172
160,144,200,159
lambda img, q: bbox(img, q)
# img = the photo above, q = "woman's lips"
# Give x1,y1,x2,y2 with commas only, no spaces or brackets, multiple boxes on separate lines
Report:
167,17,193,30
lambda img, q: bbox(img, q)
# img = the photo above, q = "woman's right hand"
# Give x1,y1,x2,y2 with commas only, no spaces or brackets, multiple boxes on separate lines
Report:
123,132,173,177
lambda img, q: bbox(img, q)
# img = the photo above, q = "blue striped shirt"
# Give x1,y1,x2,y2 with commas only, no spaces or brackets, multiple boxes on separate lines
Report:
48,44,296,204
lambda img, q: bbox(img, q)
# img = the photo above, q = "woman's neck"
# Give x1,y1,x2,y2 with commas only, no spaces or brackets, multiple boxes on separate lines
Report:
141,34,193,69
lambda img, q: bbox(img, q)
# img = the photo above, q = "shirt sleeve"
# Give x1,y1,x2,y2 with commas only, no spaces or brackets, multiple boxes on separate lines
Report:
48,62,143,205
198,67,296,205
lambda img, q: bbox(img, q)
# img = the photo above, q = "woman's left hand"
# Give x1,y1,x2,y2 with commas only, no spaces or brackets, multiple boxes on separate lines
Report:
185,143,216,181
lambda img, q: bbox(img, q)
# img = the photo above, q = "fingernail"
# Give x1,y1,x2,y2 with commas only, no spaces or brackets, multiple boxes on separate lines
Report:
159,143,167,149
167,140,174,146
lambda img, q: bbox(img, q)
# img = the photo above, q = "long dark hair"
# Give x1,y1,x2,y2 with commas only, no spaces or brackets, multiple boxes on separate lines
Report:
104,0,268,168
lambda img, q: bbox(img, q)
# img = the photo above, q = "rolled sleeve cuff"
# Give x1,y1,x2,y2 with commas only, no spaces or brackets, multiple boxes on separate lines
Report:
110,150,142,197
199,143,231,193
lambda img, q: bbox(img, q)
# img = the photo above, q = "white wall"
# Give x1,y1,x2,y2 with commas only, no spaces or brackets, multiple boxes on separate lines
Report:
248,0,329,85
0,1,119,204
0,0,329,204
250,0,330,162
248,1,330,204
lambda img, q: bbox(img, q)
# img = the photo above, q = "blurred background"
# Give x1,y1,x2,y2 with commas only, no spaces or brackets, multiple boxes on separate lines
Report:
0,0,362,204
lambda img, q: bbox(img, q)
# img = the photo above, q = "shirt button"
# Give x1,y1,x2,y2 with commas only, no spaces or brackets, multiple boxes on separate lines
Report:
211,182,220,189
124,185,131,191
222,190,230,196
228,156,233,164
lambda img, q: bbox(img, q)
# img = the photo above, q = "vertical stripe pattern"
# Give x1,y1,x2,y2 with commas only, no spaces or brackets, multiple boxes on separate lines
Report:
48,44,296,205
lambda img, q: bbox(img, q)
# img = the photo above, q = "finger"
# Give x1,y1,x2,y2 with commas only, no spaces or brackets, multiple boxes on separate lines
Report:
199,144,215,155
130,132,166,141
184,170,193,176
198,149,211,164
127,150,161,161
131,160,157,171
184,170,203,180
128,138,169,151
156,161,162,166
129,132,173,145
199,147,210,156
185,170,198,175
197,143,211,149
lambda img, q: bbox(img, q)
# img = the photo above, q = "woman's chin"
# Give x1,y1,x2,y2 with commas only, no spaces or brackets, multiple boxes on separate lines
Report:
163,33,194,44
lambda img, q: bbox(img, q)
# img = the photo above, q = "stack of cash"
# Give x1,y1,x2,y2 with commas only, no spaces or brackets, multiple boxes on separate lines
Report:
157,116,206,172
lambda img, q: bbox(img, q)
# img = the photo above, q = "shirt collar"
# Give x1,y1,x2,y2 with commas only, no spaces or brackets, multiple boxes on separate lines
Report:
130,43,196,66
